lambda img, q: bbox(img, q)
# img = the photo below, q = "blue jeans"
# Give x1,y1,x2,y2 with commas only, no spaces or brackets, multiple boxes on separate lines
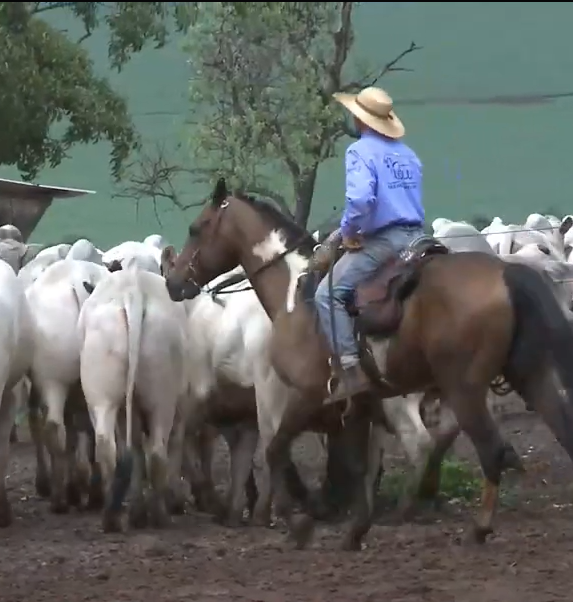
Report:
314,224,425,368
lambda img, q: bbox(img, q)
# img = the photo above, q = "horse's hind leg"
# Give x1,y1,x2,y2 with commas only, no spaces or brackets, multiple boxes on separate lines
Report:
512,367,573,461
444,383,523,543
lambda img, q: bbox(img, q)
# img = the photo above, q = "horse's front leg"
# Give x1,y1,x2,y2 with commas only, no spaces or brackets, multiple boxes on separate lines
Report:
265,401,316,549
339,403,375,551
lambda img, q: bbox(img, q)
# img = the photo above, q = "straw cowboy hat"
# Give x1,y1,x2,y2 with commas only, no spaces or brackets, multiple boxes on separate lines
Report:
333,86,405,139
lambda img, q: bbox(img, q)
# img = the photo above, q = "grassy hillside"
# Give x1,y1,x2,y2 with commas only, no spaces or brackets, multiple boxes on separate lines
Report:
2,2,572,247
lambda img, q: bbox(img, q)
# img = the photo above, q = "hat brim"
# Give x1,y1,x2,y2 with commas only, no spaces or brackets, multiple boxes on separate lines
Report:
333,92,405,139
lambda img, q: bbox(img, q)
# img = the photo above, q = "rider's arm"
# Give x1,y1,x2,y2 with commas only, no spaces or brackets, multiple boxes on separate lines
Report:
340,147,376,238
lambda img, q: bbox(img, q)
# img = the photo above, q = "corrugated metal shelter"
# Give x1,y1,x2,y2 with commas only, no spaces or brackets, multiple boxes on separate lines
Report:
0,178,95,242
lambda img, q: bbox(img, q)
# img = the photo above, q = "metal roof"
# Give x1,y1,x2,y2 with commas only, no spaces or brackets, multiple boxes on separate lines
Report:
0,178,95,199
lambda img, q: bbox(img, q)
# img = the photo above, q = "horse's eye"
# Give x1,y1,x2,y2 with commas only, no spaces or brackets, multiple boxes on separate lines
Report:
188,224,200,237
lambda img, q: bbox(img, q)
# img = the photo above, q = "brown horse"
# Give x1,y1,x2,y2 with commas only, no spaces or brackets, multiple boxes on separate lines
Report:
165,177,573,550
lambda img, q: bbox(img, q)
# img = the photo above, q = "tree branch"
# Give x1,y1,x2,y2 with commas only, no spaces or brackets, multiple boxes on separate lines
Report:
341,41,422,92
113,142,206,214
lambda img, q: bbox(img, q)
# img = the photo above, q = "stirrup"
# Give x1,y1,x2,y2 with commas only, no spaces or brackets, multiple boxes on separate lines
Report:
327,375,338,395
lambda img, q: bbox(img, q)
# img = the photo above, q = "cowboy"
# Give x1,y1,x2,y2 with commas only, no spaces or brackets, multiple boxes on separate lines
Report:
314,86,426,402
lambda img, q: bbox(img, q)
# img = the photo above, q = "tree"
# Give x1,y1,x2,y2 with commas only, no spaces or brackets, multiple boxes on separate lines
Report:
0,2,314,182
174,2,420,227
27,3,334,69
0,3,139,181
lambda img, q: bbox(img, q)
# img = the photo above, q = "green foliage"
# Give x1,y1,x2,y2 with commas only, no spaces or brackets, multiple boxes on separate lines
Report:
184,2,420,225
0,3,139,181
30,2,334,69
0,2,337,185
382,458,482,505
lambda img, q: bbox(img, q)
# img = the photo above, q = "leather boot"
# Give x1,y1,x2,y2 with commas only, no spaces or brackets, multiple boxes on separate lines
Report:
327,364,371,403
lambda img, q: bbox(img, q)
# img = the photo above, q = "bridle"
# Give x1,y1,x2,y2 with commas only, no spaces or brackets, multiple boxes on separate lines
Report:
175,197,314,292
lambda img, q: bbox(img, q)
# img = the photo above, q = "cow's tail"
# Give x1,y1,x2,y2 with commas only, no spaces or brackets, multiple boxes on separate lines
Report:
109,287,143,511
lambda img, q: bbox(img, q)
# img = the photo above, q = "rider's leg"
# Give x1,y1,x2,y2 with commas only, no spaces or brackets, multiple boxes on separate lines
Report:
314,225,424,402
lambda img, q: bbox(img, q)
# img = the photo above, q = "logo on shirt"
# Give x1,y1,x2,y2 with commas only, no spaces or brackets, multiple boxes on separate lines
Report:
384,154,418,190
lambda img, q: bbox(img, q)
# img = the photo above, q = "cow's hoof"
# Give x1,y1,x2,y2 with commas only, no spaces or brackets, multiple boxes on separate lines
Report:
102,510,123,533
128,503,148,529
35,475,51,499
66,482,83,508
0,501,12,528
288,515,314,550
50,497,69,515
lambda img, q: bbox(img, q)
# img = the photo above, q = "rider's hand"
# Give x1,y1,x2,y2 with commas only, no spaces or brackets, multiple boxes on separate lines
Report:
342,235,363,251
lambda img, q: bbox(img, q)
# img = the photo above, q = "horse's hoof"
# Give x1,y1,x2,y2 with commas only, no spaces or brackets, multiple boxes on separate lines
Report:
102,511,123,533
50,498,69,515
0,503,12,528
148,501,171,529
469,524,493,545
66,482,83,508
289,515,315,550
224,512,245,528
166,498,187,516
341,532,363,551
35,476,51,499
128,502,148,529
86,490,105,512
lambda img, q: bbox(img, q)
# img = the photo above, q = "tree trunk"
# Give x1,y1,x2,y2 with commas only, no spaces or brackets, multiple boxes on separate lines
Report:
293,164,319,228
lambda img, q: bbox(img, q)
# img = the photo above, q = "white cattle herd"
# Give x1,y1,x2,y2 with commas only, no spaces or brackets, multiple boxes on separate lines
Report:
0,211,571,537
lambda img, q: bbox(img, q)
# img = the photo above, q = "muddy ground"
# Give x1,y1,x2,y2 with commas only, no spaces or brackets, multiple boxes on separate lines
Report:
1,411,573,602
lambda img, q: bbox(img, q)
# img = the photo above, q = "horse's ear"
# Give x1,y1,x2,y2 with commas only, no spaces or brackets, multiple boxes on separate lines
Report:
212,177,228,207
160,245,177,277
559,216,573,236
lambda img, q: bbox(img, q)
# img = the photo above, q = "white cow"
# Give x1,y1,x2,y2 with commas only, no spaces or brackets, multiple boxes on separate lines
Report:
0,224,23,242
78,267,189,532
0,259,33,527
102,241,161,274
432,219,494,254
66,238,103,264
25,259,111,511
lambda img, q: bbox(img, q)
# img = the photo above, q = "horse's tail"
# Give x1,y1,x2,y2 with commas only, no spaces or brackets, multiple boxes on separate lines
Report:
502,261,573,455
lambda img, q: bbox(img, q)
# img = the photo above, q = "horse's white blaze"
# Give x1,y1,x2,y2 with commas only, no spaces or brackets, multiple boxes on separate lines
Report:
252,229,308,313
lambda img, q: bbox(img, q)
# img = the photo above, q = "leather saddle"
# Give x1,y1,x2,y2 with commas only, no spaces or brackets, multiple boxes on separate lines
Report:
345,236,449,337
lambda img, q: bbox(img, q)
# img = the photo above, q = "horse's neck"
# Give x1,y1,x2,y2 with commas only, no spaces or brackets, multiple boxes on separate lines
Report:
242,229,310,321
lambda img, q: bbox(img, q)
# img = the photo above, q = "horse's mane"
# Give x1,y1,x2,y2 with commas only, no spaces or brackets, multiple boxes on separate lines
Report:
233,192,317,257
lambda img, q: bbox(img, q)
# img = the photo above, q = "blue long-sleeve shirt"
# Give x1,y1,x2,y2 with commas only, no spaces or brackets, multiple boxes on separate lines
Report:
340,129,424,238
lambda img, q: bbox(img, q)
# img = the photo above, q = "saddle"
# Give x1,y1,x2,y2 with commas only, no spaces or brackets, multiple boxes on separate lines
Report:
346,236,449,337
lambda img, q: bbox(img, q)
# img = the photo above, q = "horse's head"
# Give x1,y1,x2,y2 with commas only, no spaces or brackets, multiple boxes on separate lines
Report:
165,177,243,302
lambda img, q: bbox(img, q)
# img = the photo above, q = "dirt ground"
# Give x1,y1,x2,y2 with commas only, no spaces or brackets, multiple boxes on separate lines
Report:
1,412,573,602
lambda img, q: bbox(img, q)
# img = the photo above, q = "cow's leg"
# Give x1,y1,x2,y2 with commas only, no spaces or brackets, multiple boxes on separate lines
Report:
381,393,443,517
0,387,17,527
27,384,50,498
223,423,259,527
165,407,187,515
41,381,70,513
128,412,148,529
91,403,122,532
146,404,176,529
64,409,82,507
184,424,225,516
85,426,104,511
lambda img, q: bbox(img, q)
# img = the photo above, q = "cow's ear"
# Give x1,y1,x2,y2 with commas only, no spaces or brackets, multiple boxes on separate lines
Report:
160,245,177,277
559,216,573,236
83,282,95,295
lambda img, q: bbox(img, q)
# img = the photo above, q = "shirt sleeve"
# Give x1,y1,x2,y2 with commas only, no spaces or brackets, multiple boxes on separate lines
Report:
340,147,377,238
